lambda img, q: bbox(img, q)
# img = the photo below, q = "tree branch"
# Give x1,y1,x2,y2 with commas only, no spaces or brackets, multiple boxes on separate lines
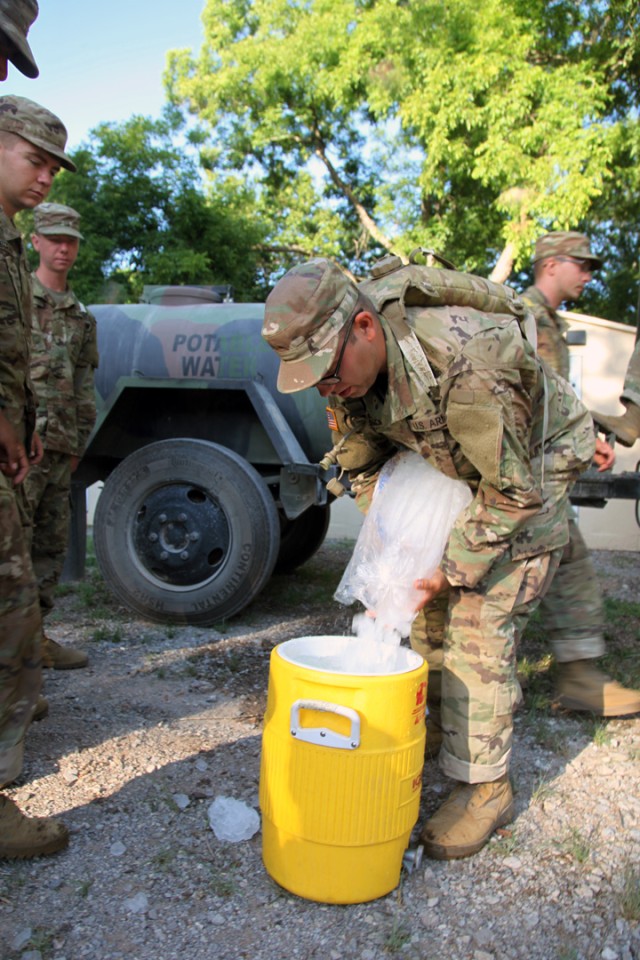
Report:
255,242,315,257
310,126,399,255
488,241,515,284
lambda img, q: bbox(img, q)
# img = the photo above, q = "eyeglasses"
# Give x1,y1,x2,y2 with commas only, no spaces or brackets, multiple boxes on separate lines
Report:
318,313,356,385
554,256,594,274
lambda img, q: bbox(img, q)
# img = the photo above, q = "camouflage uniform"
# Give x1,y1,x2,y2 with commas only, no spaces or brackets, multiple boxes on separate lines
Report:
263,257,596,783
522,236,606,665
0,97,76,789
24,260,98,618
523,231,602,381
0,199,41,786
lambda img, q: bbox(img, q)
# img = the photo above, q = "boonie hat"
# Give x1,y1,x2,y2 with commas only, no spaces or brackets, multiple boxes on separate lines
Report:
0,0,39,78
262,258,359,394
532,231,602,269
34,202,83,239
0,95,76,172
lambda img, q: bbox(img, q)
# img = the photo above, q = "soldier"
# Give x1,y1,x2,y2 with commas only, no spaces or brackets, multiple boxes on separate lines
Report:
0,0,38,80
0,93,77,859
261,256,598,859
522,232,640,716
593,341,640,447
24,203,98,670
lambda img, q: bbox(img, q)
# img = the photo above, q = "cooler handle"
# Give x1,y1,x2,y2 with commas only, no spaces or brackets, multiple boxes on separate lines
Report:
290,699,361,750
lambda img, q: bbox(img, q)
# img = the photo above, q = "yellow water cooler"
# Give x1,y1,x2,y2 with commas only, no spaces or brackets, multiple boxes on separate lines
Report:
259,635,427,904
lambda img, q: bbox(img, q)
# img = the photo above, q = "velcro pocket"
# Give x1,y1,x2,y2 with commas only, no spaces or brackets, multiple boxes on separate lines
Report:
446,387,504,487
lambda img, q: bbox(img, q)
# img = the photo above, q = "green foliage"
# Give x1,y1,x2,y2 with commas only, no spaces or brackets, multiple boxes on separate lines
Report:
33,110,267,304
618,862,640,921
561,826,592,864
167,0,640,308
384,916,412,953
91,624,124,644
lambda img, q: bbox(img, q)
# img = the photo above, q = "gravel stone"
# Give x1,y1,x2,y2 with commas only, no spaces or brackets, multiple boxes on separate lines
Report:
1,543,638,960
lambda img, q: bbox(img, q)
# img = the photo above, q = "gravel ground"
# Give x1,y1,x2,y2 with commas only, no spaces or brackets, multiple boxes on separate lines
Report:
2,542,639,960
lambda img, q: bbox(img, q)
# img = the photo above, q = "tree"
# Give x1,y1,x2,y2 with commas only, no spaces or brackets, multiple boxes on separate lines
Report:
167,0,639,320
166,0,395,276
34,111,267,304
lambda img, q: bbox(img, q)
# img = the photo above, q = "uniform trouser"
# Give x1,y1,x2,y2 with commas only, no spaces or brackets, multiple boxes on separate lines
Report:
23,449,72,618
410,548,562,784
537,518,605,662
621,341,640,408
0,472,42,788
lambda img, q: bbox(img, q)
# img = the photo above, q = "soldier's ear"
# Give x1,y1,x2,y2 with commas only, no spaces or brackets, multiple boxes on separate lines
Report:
353,310,378,341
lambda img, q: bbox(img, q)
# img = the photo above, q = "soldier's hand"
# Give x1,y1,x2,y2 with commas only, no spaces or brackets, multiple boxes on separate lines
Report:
413,569,449,610
0,412,30,485
29,431,44,466
593,437,615,473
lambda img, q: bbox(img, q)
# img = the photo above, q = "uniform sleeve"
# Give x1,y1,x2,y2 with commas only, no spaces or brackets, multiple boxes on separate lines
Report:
439,365,543,588
73,309,99,456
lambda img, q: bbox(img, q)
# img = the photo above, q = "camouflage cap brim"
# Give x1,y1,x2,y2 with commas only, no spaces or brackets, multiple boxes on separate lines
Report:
36,224,83,239
0,0,39,77
23,132,76,172
275,331,343,394
3,32,38,78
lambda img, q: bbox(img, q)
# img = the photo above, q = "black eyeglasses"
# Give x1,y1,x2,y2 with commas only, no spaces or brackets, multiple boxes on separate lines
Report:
318,313,356,385
554,256,594,273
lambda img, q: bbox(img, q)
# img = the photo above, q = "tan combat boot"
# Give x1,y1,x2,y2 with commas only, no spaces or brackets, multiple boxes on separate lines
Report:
555,660,640,716
592,402,640,448
42,634,88,670
420,776,514,860
0,795,69,859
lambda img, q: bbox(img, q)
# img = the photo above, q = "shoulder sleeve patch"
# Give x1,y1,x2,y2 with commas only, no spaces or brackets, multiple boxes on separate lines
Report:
326,406,338,431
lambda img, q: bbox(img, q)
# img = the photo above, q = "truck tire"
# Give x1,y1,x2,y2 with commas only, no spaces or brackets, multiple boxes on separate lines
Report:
274,504,331,573
93,439,280,625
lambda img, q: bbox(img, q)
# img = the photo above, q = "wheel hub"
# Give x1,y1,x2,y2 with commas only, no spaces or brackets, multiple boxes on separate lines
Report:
133,484,230,587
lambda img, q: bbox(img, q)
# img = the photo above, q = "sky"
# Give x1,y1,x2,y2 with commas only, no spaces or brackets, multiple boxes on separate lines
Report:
5,0,206,150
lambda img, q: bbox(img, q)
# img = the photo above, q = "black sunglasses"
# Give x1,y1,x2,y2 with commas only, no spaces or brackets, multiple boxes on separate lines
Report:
318,313,357,385
554,256,594,273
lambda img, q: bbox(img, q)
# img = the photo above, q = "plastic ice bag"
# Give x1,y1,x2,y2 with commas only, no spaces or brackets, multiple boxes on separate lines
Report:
334,451,472,637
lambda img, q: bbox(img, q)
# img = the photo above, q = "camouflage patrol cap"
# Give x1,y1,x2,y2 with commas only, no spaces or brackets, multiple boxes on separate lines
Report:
0,95,76,172
532,231,602,269
262,258,359,394
0,0,39,79
34,202,83,238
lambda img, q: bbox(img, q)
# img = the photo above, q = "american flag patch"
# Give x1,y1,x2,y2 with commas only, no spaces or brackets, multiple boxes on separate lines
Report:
326,406,338,431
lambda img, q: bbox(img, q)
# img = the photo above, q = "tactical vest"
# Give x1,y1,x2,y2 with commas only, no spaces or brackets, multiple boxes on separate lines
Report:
357,252,538,479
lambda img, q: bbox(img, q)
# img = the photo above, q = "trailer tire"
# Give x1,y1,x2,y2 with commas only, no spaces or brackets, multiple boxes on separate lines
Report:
274,504,331,573
93,439,280,625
